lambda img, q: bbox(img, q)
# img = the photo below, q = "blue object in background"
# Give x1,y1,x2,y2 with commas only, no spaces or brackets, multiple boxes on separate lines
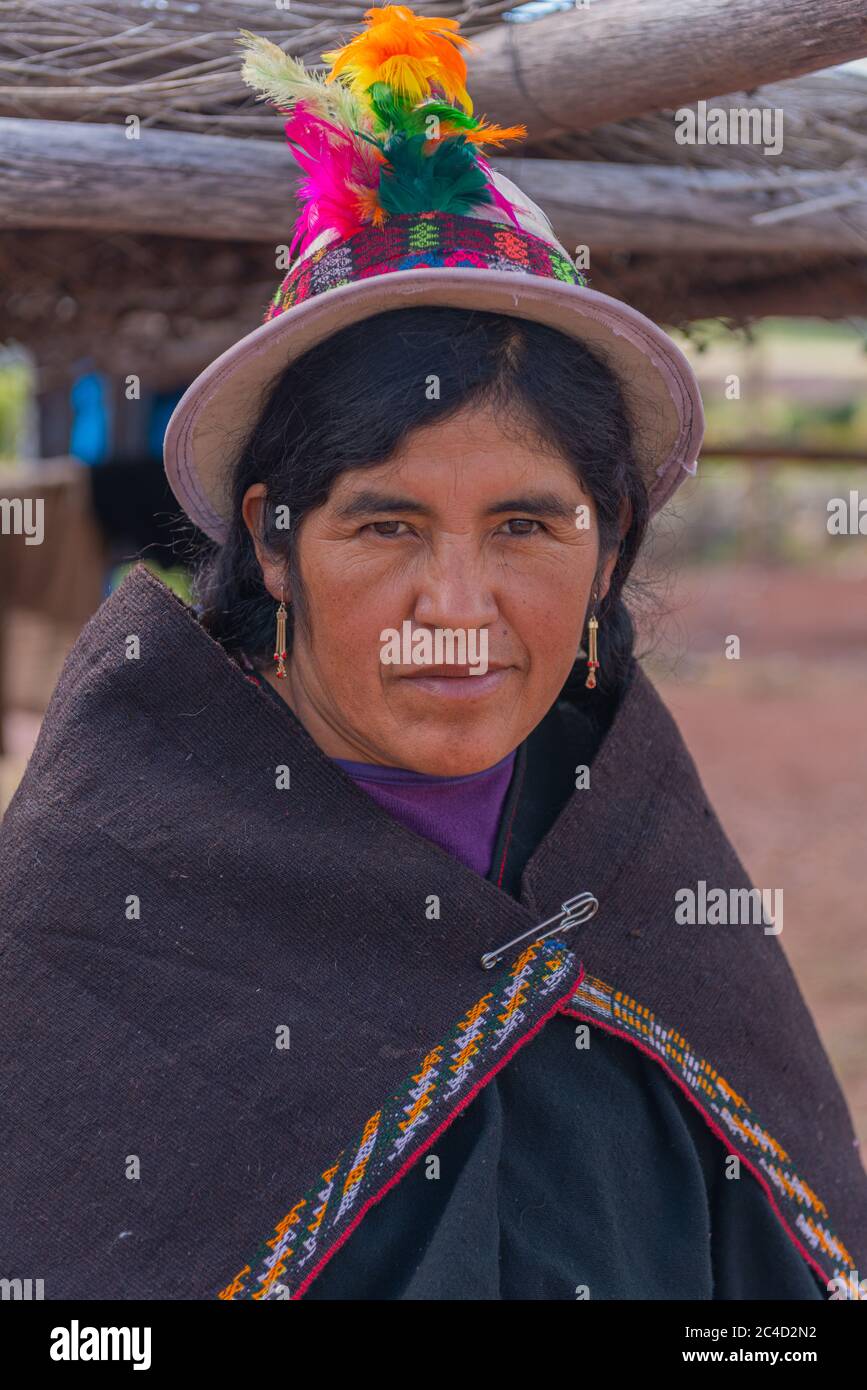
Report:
69,371,111,465
69,376,185,468
68,375,188,598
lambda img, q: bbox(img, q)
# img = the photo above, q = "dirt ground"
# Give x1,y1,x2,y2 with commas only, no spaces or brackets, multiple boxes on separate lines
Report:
640,560,867,1150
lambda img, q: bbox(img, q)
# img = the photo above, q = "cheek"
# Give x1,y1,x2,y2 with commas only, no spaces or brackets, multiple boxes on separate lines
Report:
501,547,595,620
303,563,397,673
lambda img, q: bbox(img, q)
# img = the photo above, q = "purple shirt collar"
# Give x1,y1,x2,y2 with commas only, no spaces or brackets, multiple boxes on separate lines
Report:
333,750,518,878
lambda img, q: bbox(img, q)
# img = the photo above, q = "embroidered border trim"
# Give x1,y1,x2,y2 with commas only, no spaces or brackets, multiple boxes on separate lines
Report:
265,210,587,321
562,974,863,1300
216,936,582,1300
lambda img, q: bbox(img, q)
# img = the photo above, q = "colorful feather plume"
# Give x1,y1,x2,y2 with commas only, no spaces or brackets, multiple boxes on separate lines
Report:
321,5,473,112
238,5,527,261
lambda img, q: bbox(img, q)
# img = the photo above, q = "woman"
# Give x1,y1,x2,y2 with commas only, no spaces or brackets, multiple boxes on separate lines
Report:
1,7,865,1301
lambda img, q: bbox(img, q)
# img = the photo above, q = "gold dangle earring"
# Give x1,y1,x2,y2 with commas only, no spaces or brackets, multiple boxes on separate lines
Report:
585,593,600,690
274,589,288,680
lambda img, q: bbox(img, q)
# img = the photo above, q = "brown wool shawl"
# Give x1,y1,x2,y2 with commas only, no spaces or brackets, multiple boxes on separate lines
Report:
1,562,865,1300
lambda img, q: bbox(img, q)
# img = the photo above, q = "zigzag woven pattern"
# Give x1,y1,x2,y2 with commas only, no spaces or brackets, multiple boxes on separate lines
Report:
562,974,862,1299
265,210,587,321
217,935,581,1300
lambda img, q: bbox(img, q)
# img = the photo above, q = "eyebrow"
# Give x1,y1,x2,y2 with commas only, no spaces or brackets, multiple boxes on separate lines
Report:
333,488,578,523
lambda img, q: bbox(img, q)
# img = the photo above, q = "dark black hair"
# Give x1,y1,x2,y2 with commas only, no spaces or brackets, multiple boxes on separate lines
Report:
196,306,651,697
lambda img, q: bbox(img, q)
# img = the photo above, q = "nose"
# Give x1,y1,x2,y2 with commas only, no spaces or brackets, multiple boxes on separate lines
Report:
412,539,500,633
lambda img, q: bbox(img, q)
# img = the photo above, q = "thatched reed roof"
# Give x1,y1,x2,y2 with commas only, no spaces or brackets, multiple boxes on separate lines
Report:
1,0,866,388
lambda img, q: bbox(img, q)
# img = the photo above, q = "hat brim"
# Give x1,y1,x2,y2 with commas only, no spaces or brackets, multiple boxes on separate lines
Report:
164,268,705,543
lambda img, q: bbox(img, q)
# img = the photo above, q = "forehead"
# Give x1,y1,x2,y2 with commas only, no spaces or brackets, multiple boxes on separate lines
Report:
327,404,580,501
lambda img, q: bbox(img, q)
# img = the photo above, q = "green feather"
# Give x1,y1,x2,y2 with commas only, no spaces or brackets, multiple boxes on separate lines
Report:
376,132,493,217
366,82,416,134
409,101,480,133
366,83,482,140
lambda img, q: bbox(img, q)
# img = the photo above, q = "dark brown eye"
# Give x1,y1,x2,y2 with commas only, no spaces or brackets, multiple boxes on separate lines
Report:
367,520,409,536
502,518,542,536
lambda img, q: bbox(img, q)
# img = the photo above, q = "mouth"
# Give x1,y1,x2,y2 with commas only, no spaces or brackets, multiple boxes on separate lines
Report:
398,665,514,700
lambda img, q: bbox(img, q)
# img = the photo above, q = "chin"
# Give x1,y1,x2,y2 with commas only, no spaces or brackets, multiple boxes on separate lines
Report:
398,732,513,778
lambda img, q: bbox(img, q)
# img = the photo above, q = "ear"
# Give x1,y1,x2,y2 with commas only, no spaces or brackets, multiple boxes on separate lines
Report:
241,484,290,603
596,496,632,605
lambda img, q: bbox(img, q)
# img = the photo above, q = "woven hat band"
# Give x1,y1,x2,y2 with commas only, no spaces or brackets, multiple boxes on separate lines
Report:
265,211,588,322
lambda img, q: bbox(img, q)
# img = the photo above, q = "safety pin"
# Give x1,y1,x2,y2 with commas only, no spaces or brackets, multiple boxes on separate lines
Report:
480,892,599,970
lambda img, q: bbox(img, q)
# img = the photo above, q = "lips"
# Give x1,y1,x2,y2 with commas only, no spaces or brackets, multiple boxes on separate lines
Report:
400,663,509,679
398,667,513,701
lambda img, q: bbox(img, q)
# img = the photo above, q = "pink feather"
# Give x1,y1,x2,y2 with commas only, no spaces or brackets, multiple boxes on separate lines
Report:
282,103,381,260
475,154,523,230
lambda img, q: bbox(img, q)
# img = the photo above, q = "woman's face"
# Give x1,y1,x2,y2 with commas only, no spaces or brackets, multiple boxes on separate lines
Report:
244,402,618,775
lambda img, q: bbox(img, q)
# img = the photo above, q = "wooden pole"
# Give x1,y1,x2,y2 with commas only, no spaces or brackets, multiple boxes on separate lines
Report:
0,1,863,141
468,0,867,142
2,119,865,255
700,443,867,463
